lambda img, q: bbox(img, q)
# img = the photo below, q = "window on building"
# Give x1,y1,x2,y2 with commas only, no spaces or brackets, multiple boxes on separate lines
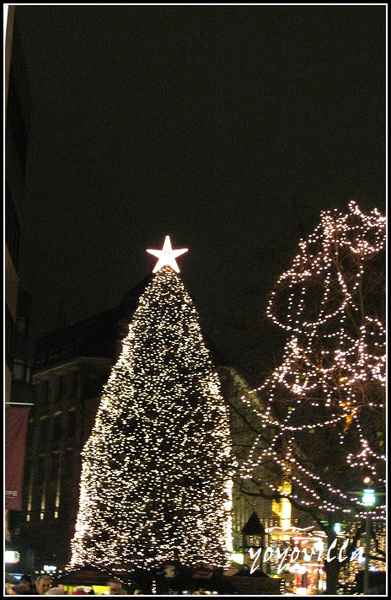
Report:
44,481,59,520
12,359,25,381
30,485,42,522
67,410,77,437
12,359,33,383
44,490,54,520
23,457,32,489
50,452,61,481
57,374,64,400
40,490,46,520
23,487,31,521
64,447,74,476
39,417,49,446
35,454,46,484
26,418,35,449
53,413,62,440
43,380,51,405
70,371,79,397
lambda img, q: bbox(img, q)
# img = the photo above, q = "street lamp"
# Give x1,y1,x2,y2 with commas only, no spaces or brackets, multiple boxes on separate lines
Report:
333,523,342,535
362,482,376,594
241,512,266,573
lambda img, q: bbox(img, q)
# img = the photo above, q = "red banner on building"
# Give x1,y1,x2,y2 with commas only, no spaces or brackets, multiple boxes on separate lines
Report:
5,406,30,510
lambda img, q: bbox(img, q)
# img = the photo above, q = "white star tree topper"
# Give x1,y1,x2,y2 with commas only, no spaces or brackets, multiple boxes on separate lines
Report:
147,235,188,273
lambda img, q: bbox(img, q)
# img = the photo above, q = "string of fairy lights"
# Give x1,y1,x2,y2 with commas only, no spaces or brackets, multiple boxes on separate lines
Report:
239,202,386,519
69,259,236,573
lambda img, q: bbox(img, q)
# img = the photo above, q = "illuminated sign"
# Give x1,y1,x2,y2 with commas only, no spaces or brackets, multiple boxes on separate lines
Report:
43,565,57,573
5,551,20,564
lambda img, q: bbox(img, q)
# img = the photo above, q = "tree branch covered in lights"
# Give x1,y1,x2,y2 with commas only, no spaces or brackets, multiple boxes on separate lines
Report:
69,265,236,574
239,201,386,526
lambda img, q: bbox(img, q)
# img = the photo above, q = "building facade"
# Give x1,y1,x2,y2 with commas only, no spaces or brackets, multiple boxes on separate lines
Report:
5,5,33,545
5,6,31,402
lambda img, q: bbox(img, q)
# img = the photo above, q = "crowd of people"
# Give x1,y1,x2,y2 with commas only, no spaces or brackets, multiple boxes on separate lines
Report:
5,568,238,595
5,573,227,595
5,575,129,596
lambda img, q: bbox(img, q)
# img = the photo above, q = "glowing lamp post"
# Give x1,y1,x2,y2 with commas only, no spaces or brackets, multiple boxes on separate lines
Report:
362,484,376,594
362,488,376,506
333,523,342,535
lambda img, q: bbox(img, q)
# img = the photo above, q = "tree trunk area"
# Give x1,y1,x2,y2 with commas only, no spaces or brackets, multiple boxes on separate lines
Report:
324,557,340,594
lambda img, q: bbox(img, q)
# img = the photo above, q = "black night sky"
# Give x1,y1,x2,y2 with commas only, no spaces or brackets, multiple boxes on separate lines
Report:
11,4,386,373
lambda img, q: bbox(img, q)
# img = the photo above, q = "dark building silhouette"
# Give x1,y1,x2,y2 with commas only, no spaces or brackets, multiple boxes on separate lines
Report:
5,5,32,545
5,6,31,404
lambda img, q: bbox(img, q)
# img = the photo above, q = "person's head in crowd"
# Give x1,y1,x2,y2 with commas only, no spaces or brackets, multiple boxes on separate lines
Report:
108,579,126,595
20,575,33,589
9,584,31,595
36,575,52,595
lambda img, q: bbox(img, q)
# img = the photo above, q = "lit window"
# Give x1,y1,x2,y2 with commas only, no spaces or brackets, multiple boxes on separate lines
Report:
12,359,25,380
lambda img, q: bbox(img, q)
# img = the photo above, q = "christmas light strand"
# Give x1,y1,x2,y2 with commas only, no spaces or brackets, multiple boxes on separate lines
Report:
239,202,386,518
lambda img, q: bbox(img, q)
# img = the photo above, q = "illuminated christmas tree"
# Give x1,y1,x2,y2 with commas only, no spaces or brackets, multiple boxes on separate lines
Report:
69,237,235,575
238,202,386,591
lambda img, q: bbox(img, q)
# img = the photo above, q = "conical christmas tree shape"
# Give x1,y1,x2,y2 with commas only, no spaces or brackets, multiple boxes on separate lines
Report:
69,262,235,574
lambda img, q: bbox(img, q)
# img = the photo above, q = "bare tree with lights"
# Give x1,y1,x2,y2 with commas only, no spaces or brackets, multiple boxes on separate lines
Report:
238,202,386,593
69,237,235,578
